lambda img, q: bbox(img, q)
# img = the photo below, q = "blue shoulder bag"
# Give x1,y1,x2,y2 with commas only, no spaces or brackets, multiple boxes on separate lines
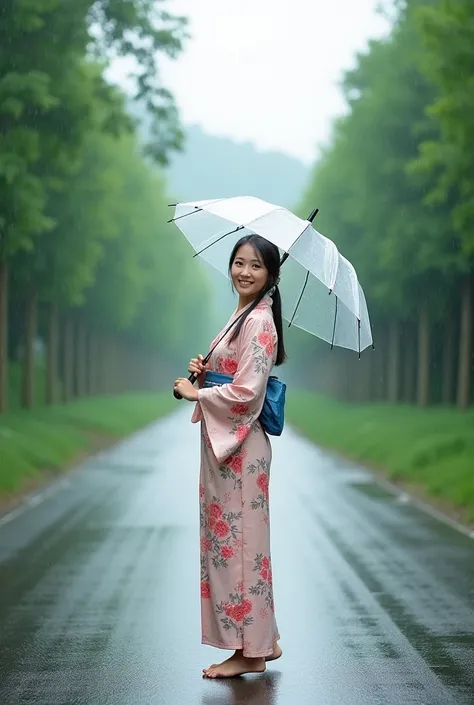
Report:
202,311,286,437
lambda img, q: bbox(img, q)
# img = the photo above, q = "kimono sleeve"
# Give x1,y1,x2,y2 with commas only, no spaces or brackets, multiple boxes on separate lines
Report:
193,312,276,463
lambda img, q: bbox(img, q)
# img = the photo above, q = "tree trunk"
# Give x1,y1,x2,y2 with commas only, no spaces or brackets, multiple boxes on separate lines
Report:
402,323,416,403
21,287,38,409
46,302,59,405
387,319,400,403
87,331,97,396
417,302,430,408
442,319,455,405
76,320,87,397
62,316,74,403
370,325,387,401
356,349,372,403
457,277,472,411
0,260,8,414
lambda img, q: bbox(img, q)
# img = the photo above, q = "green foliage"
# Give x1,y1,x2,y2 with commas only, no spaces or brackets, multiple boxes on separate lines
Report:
287,390,474,520
295,0,473,374
1,0,207,376
301,10,460,319
412,0,474,254
0,0,185,257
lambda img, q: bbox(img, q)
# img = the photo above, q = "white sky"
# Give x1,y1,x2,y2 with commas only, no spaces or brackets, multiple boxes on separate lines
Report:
109,0,391,164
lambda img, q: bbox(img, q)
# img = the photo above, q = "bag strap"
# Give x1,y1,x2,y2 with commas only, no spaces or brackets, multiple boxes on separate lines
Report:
203,308,248,364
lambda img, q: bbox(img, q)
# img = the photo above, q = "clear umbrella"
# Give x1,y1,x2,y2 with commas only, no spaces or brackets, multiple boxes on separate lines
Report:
169,196,373,354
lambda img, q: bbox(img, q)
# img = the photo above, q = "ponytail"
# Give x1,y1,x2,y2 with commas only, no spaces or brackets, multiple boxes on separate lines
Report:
270,285,287,366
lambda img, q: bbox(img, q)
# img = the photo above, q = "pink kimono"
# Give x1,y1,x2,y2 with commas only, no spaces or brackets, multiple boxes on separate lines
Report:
191,295,279,658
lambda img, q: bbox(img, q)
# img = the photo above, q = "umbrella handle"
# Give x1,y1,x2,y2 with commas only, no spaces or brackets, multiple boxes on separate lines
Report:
173,372,198,400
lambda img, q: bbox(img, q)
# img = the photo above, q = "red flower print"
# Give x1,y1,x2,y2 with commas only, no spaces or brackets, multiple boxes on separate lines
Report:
226,454,243,474
221,545,235,559
230,403,249,416
209,516,216,530
224,603,234,617
201,537,213,552
257,473,269,495
260,567,269,581
261,557,270,569
235,425,250,444
232,603,246,622
236,580,244,593
201,582,211,599
220,357,238,375
209,502,222,520
257,331,274,356
242,598,253,616
214,519,231,538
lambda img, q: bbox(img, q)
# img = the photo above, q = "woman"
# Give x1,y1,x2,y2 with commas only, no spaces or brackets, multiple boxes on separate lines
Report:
173,234,286,679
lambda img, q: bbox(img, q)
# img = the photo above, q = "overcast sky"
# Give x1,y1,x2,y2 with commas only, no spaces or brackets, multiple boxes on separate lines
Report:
109,1,391,164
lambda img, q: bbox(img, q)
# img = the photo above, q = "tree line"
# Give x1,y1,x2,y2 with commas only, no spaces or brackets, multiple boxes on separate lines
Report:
0,0,209,413
297,0,473,411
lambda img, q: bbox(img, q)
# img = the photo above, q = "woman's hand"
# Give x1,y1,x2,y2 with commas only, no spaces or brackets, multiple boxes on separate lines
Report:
189,354,207,388
174,378,199,402
188,354,206,377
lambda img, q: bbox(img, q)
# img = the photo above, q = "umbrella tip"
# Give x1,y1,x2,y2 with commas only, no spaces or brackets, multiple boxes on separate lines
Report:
307,208,319,223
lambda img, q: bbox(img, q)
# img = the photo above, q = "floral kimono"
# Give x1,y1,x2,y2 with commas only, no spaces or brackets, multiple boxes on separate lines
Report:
191,295,279,658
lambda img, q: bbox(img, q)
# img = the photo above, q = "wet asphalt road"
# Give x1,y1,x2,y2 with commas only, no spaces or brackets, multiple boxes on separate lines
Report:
0,409,473,705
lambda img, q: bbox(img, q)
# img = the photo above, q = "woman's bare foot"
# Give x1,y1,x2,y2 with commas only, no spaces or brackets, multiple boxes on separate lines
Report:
265,641,282,662
203,650,266,679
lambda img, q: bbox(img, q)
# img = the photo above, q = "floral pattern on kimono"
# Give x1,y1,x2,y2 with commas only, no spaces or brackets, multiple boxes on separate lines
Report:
192,295,279,658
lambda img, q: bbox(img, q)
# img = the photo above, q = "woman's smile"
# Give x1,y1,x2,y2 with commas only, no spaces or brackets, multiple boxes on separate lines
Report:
231,243,269,304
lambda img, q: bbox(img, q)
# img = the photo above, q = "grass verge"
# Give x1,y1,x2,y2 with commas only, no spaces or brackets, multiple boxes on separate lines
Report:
0,393,176,500
286,391,474,524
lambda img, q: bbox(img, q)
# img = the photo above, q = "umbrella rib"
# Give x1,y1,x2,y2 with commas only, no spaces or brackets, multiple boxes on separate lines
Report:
330,296,338,349
280,220,315,267
280,207,318,266
288,271,309,328
193,225,244,258
167,207,203,224
358,318,361,359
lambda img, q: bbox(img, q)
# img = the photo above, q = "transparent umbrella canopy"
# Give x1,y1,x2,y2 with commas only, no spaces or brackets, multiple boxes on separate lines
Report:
168,196,373,355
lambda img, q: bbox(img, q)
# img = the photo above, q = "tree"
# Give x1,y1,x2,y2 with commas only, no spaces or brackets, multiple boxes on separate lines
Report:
295,1,472,409
412,0,474,409
0,0,187,411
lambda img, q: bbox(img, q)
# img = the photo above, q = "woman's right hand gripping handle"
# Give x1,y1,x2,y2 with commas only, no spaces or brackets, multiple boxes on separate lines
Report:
189,354,206,388
173,354,207,401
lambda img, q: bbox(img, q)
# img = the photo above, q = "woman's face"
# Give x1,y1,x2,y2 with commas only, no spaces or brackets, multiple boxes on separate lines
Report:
231,243,269,301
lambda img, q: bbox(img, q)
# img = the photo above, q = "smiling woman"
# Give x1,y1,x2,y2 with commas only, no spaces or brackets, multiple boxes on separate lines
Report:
173,234,286,678
231,244,270,307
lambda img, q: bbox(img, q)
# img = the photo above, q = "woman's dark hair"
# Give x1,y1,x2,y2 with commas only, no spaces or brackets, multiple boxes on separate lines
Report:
228,234,287,366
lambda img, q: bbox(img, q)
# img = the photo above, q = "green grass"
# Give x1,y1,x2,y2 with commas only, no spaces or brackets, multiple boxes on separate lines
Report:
0,393,177,495
286,390,474,522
